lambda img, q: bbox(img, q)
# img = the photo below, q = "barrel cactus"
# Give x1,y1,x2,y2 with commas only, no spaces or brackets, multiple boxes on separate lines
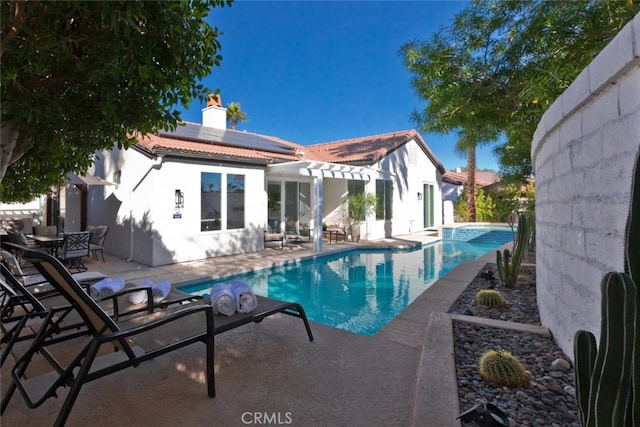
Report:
574,151,639,427
475,289,506,308
478,349,530,388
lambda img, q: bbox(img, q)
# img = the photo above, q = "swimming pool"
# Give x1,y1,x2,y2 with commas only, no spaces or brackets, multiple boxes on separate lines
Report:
442,223,514,245
178,240,504,336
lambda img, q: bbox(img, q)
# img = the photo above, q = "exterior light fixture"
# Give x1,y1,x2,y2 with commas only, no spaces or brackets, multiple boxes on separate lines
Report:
417,192,423,200
175,189,184,208
457,402,509,427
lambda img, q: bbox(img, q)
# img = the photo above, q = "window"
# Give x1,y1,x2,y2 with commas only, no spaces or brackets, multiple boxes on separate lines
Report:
375,179,393,220
267,181,281,233
348,180,364,196
227,174,245,229
201,173,221,231
201,172,245,231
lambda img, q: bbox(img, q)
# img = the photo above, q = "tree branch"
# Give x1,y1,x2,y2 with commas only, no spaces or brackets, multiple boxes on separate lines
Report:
0,0,26,60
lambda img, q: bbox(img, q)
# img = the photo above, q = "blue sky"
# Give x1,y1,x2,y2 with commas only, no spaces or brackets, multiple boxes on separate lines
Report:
177,0,501,171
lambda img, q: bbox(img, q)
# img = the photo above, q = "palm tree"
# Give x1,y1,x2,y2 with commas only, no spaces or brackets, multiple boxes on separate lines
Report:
456,134,478,222
226,102,248,130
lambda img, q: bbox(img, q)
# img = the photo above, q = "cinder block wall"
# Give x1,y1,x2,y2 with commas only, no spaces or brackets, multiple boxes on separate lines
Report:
531,13,640,359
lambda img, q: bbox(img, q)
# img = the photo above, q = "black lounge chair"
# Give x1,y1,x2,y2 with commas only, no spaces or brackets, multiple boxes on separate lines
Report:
0,265,86,367
0,249,216,427
1,249,313,427
2,244,107,289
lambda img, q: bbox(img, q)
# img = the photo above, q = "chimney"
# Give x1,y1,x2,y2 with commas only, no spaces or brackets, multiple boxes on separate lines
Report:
202,93,227,129
207,93,222,107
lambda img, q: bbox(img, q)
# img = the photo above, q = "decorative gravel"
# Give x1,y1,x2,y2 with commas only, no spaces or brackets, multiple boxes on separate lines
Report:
447,264,581,427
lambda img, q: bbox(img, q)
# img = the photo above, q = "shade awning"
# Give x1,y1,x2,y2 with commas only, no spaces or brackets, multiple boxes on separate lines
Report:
66,173,114,186
267,161,393,181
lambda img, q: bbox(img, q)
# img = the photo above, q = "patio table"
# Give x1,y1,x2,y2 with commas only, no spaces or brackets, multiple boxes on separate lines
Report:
31,234,64,256
323,229,347,244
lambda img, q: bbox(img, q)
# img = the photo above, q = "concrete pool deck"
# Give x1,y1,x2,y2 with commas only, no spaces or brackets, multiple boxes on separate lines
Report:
1,232,506,426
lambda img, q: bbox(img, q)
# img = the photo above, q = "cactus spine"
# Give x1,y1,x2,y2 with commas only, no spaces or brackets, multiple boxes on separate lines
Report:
496,213,530,288
475,289,506,308
478,349,530,388
574,151,639,427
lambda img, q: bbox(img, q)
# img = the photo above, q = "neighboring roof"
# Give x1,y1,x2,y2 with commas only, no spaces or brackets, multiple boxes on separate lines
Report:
134,124,445,173
442,170,499,187
304,130,446,173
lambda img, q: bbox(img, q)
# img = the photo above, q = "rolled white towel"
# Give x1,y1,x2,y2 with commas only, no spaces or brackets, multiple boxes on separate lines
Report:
90,277,125,299
90,278,112,298
99,278,125,298
152,280,171,302
230,280,257,313
210,283,235,316
129,279,154,304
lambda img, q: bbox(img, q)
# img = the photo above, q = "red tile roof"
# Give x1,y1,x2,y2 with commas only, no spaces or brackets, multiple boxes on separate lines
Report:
136,132,300,163
305,130,445,173
442,170,499,187
135,125,444,173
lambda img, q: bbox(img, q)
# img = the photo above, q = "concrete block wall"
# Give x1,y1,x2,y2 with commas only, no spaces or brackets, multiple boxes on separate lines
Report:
531,13,640,358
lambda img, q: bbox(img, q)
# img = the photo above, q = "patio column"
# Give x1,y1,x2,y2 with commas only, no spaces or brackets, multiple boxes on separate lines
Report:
313,176,323,252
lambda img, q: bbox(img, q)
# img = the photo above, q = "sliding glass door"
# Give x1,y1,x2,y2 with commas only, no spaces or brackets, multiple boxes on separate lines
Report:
269,180,311,236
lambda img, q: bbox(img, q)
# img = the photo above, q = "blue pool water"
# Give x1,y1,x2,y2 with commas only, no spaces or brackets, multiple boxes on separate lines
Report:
442,224,514,245
179,240,504,336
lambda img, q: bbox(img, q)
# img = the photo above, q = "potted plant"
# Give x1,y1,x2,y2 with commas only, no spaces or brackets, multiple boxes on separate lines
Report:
347,192,377,242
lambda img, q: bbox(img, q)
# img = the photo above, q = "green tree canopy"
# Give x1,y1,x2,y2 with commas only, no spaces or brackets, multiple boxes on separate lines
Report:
0,0,232,202
400,0,639,183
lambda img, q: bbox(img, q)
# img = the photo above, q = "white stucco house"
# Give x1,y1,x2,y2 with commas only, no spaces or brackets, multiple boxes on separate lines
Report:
77,98,445,266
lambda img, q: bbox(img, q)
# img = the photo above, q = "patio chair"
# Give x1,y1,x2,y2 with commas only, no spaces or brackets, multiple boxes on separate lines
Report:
2,244,107,290
85,225,108,262
0,249,216,427
58,231,91,272
5,228,44,261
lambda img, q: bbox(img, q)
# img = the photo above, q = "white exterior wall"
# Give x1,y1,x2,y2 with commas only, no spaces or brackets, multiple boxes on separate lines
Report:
91,147,266,266
531,13,640,358
376,138,442,238
322,178,349,227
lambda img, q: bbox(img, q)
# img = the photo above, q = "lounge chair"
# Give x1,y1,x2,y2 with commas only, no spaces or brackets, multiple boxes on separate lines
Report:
2,245,107,289
0,249,216,427
264,230,285,249
0,263,203,367
1,249,314,426
0,264,88,367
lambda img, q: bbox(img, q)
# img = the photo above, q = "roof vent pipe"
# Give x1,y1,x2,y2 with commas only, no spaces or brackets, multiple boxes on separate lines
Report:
127,155,164,262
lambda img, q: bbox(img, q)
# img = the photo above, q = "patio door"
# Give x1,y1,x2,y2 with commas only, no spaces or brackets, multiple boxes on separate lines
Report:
423,183,434,228
284,181,311,236
267,181,282,232
268,181,311,236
